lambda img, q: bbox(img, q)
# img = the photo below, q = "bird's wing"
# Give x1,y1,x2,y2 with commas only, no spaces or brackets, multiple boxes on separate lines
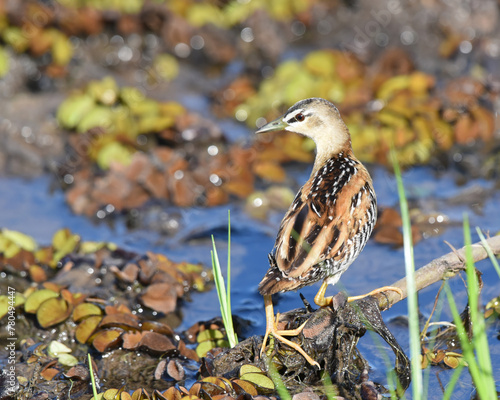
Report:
274,168,375,281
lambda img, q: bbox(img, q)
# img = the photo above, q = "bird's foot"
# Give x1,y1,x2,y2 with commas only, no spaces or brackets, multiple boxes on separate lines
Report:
313,281,404,307
347,286,404,302
260,295,319,368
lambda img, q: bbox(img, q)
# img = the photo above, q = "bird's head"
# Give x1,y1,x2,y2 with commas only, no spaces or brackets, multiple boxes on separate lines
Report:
256,98,351,157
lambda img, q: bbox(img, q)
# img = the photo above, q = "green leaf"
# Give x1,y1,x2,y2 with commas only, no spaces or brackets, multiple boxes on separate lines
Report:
57,94,95,129
24,289,59,314
77,105,114,133
0,293,25,320
47,340,72,357
239,364,264,376
96,142,133,170
196,339,217,358
240,372,275,392
197,329,224,343
2,228,37,252
57,353,79,367
0,46,10,77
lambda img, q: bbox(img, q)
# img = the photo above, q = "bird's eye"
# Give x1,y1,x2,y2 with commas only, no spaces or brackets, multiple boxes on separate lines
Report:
295,113,305,122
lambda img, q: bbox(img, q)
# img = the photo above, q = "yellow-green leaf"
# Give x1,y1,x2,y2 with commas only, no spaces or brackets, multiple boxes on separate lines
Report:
77,106,114,133
197,329,224,343
0,293,25,320
24,289,59,314
57,353,79,367
52,32,74,66
239,364,264,376
57,94,95,129
96,142,134,170
47,340,72,357
2,229,37,251
0,46,9,77
37,297,72,328
239,372,274,391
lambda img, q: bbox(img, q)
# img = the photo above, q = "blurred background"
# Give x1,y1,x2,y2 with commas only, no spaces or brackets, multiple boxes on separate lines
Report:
0,0,500,398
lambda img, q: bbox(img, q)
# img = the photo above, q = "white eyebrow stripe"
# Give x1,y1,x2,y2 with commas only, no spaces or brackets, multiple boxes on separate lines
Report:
284,109,313,123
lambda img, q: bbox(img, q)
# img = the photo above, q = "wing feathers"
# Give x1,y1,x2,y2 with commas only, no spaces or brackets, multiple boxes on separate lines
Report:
260,152,376,294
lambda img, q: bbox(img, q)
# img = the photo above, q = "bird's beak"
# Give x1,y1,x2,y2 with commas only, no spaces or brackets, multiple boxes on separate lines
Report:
255,116,287,134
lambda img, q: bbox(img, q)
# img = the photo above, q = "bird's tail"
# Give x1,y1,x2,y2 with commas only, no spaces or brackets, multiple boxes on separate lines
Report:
258,253,302,295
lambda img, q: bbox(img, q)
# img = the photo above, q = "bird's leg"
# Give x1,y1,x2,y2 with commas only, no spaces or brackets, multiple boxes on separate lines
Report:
347,286,403,302
314,281,332,307
260,295,319,367
314,281,404,306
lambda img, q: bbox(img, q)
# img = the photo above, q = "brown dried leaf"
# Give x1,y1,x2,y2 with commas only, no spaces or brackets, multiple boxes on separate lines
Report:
223,180,254,198
40,367,60,381
253,161,286,182
99,313,141,330
140,282,178,314
105,303,132,315
470,105,495,141
167,359,185,381
140,332,176,353
178,339,199,362
132,389,151,400
454,114,474,144
76,315,102,344
161,386,182,400
122,331,143,350
141,320,174,336
374,225,403,246
155,359,167,380
73,303,102,322
231,380,258,397
92,329,123,352
29,265,47,283
110,263,140,283
64,364,89,380
37,297,73,328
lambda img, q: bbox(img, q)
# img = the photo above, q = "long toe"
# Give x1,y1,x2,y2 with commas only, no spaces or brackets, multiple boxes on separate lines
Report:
263,323,319,367
348,285,404,302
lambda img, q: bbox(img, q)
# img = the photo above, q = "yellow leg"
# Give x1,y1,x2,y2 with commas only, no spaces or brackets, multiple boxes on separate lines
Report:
314,281,404,306
347,286,403,302
260,295,319,367
314,281,332,307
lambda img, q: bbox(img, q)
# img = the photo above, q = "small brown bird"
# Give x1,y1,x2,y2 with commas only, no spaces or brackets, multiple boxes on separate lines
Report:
256,98,401,367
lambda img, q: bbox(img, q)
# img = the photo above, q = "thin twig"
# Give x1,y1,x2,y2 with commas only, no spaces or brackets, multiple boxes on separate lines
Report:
373,235,500,310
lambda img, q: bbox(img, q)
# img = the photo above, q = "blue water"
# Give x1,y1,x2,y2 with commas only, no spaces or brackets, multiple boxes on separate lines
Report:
1,165,499,398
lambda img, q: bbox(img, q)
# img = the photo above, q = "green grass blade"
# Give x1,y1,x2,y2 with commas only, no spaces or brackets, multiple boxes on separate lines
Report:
463,217,495,398
443,283,481,391
422,286,446,399
211,238,228,323
88,354,100,400
321,371,340,400
226,210,237,345
391,148,422,399
268,361,292,400
211,222,238,348
442,364,465,400
476,227,500,280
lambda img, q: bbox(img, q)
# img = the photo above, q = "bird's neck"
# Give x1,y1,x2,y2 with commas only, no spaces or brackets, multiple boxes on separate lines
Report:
311,137,353,177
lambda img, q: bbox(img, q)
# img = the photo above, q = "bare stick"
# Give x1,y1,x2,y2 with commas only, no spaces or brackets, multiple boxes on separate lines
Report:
373,235,500,310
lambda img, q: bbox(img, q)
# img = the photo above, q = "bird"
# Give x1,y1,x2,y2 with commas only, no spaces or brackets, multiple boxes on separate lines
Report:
256,98,402,367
